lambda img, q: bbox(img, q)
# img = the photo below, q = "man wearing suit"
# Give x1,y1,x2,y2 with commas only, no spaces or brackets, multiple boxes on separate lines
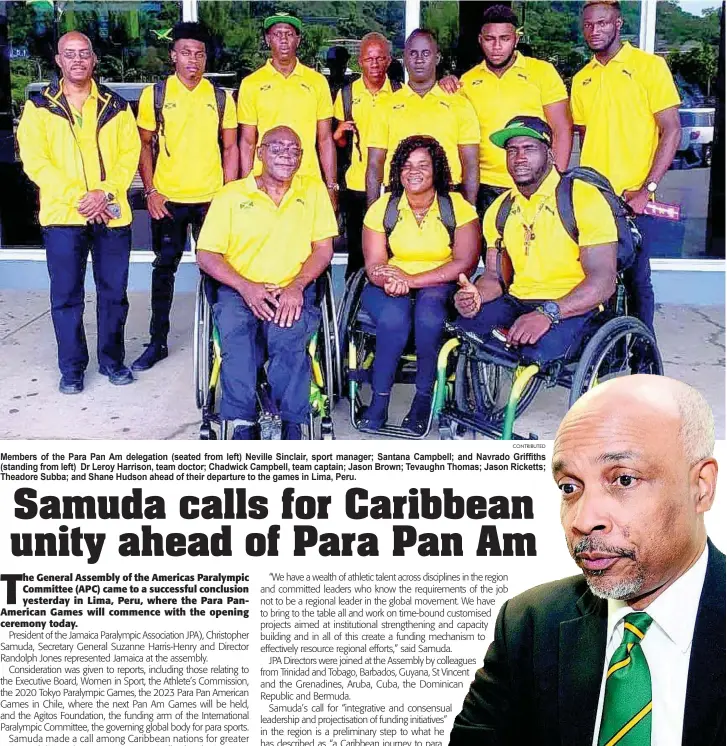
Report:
450,374,724,746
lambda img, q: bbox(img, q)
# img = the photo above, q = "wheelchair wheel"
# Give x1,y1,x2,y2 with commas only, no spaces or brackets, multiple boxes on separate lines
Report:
193,276,212,410
454,353,542,427
569,316,663,407
320,272,340,403
337,268,368,383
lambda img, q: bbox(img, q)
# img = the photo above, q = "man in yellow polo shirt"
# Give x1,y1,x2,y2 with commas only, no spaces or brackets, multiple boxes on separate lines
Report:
366,28,480,206
454,117,618,364
572,0,681,332
17,31,140,394
458,4,571,219
237,12,337,205
134,22,238,372
333,32,396,279
196,126,337,441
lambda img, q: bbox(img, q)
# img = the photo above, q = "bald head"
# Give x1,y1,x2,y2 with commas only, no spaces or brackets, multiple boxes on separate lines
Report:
559,375,714,465
553,374,717,610
258,126,302,183
260,126,300,148
56,32,95,86
58,31,93,54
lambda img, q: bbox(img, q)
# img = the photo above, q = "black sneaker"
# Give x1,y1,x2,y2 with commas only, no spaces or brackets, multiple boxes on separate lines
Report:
282,422,303,440
131,342,168,372
99,365,134,386
359,392,390,431
59,373,84,395
401,393,433,435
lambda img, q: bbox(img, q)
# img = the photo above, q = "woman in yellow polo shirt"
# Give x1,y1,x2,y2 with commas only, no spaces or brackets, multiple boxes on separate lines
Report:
361,135,480,433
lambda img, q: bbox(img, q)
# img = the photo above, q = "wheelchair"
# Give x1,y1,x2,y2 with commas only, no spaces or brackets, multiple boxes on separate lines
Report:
193,271,340,440
437,270,664,441
337,268,457,439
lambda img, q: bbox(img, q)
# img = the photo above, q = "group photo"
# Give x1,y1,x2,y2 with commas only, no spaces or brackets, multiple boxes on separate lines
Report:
0,0,724,440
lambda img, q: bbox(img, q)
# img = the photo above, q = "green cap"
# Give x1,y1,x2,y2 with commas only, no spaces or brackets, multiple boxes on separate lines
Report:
263,12,302,34
490,115,553,149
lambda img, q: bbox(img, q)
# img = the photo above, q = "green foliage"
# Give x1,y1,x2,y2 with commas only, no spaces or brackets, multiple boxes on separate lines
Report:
422,2,459,71
668,42,719,97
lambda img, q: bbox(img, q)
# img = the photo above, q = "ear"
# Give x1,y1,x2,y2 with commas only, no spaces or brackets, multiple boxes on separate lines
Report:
55,53,61,68
692,458,718,516
615,15,624,32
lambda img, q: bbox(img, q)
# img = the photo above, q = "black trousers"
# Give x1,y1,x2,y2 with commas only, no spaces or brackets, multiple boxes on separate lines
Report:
43,224,131,376
149,201,210,342
342,189,367,280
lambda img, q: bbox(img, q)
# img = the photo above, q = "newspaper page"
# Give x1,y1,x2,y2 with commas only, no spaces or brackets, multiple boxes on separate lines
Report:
1,436,725,746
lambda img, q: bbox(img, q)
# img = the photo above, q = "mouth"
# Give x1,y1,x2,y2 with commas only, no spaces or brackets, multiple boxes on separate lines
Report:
576,552,624,572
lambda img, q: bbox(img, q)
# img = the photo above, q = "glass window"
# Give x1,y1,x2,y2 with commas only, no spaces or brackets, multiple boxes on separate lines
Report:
198,1,406,90
0,0,182,249
657,1,721,259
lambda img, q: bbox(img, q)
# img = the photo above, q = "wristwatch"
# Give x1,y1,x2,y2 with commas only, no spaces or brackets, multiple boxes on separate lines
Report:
645,181,658,194
326,183,340,193
536,301,561,325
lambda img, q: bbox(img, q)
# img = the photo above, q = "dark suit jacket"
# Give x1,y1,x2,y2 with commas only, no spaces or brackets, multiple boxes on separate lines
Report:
450,540,725,746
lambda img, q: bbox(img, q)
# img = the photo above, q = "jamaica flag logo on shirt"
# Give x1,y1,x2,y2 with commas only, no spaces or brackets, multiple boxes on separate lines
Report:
239,200,254,210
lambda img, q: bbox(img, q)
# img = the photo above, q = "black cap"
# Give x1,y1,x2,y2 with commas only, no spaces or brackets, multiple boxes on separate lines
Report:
490,115,553,148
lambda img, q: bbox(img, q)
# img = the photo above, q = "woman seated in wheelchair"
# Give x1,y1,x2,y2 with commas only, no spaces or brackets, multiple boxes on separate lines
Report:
360,135,480,433
454,116,620,363
195,126,338,440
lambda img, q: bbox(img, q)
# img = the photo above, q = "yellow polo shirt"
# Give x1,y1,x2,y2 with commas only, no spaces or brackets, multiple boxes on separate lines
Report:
460,53,567,188
368,84,480,185
237,60,333,179
484,169,617,301
17,79,140,227
571,43,681,195
196,173,338,287
333,77,395,192
137,76,237,203
364,191,478,274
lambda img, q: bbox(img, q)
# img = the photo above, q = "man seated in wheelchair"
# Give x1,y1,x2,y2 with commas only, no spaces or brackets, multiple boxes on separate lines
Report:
195,126,338,440
455,116,621,363
360,135,480,433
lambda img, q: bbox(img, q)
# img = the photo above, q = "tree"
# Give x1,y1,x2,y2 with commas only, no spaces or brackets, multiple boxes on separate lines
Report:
669,42,718,98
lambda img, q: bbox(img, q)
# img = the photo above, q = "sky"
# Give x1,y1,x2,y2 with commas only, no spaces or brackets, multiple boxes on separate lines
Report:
677,1,722,16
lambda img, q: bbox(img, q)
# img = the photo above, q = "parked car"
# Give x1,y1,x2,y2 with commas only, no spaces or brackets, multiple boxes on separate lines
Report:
677,107,714,168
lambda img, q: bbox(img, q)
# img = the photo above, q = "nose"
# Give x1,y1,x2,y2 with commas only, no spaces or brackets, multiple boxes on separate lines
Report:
567,489,612,537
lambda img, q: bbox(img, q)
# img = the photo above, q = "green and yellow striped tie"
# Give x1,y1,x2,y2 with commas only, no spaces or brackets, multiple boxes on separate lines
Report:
598,612,653,746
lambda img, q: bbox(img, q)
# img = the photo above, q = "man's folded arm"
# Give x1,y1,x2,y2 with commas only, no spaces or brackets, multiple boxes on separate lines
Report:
449,601,515,746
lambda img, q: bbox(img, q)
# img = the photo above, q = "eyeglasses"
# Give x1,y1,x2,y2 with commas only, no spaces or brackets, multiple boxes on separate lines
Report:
61,50,93,60
177,49,207,60
261,143,302,158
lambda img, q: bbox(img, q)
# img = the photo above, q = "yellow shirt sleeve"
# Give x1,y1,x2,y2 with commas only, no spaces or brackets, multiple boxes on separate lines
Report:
136,85,156,132
451,192,478,227
222,91,238,130
456,95,481,146
315,74,334,121
539,61,568,106
647,56,681,114
333,90,344,121
570,73,586,126
363,194,389,233
196,187,234,255
482,192,508,250
572,181,618,247
311,180,339,241
237,78,258,126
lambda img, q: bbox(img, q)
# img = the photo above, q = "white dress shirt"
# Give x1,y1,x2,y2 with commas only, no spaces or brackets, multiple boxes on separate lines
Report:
591,545,709,746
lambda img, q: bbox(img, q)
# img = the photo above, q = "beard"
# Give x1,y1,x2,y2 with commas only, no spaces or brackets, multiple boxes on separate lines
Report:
570,536,645,600
486,50,516,70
